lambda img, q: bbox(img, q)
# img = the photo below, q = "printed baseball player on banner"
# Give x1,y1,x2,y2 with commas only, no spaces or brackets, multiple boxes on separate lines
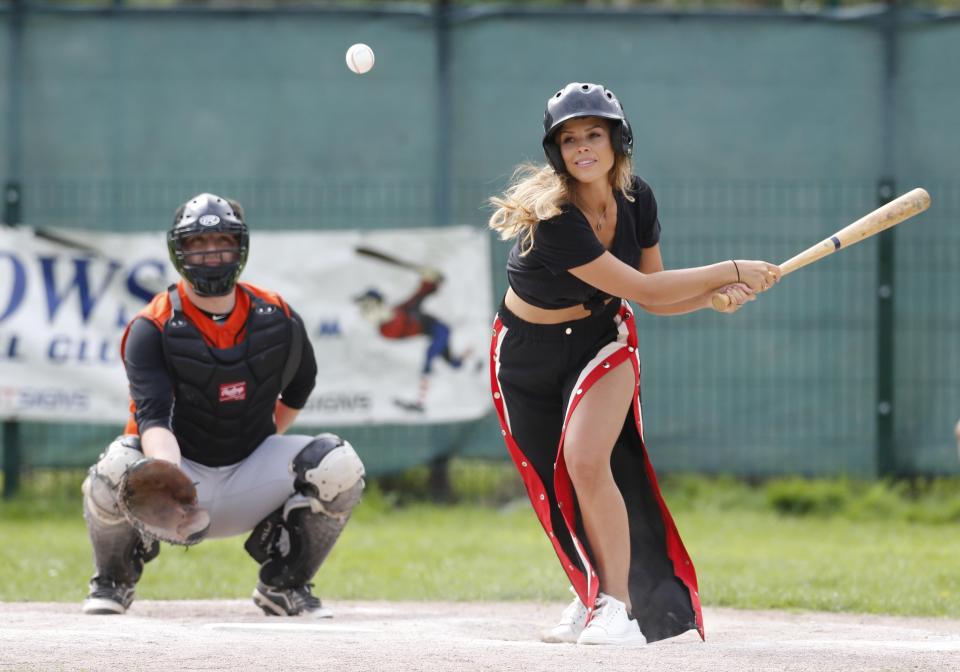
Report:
488,82,780,646
80,193,365,617
353,246,474,414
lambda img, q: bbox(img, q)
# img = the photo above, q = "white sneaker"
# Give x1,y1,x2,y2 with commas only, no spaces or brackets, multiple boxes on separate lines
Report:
576,593,646,646
541,587,588,643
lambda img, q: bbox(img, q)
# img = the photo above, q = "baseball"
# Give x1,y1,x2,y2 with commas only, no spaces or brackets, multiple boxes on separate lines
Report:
346,43,375,75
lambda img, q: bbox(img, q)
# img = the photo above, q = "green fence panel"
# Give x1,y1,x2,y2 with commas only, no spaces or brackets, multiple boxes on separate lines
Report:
17,11,438,231
894,24,960,474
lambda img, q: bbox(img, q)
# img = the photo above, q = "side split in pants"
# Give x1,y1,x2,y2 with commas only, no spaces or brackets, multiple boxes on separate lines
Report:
490,298,704,643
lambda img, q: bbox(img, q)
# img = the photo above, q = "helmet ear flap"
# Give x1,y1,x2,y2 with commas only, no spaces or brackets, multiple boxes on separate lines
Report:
618,119,634,157
543,139,566,174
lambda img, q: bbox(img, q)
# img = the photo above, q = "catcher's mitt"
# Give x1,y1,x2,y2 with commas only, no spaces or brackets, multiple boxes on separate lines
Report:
117,458,210,546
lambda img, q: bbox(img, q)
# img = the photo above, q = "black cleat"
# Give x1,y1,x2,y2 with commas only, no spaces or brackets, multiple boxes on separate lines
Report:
252,581,333,618
82,576,135,615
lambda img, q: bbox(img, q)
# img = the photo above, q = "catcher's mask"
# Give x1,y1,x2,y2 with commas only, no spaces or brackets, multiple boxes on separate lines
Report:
542,82,634,175
167,193,249,297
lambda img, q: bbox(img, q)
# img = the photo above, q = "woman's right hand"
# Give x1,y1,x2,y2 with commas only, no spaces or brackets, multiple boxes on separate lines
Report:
734,260,781,293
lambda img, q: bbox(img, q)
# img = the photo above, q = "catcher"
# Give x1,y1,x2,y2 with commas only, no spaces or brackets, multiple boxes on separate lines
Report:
81,193,365,617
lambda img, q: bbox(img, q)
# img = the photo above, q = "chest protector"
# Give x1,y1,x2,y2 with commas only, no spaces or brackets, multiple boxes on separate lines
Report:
162,287,302,466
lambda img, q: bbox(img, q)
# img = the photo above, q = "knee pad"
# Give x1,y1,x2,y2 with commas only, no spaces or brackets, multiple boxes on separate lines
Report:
82,435,144,523
291,433,365,517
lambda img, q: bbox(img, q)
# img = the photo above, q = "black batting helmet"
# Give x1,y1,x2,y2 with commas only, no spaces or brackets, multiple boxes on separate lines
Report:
542,82,634,175
167,193,249,297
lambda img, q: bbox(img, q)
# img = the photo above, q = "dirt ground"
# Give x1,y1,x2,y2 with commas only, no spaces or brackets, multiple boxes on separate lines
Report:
1,600,958,671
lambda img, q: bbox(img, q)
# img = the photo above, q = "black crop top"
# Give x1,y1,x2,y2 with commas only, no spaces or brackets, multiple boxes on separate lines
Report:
506,175,661,311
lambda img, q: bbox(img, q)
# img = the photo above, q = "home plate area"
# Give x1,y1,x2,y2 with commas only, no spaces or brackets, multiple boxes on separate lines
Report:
1,600,958,671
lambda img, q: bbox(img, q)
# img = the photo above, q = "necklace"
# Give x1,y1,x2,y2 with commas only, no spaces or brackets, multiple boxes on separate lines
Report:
596,208,606,232
574,197,612,233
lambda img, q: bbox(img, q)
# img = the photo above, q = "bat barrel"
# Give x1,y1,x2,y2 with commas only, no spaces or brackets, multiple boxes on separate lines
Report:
779,187,930,277
710,187,930,308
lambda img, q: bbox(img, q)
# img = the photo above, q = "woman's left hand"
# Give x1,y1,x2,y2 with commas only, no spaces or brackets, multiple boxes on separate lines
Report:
711,283,755,313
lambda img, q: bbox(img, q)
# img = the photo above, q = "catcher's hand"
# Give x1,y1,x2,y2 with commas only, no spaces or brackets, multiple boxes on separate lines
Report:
118,458,210,546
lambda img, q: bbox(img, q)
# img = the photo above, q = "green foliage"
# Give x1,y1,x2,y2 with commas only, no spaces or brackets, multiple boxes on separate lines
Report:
657,473,960,524
0,470,86,521
658,473,769,512
8,464,960,523
764,477,851,516
376,459,525,506
759,476,960,523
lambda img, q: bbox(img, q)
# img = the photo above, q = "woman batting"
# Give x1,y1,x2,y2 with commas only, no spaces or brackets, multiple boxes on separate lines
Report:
488,82,780,646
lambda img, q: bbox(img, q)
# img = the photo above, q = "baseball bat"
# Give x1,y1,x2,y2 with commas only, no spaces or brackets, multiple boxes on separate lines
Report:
3,224,119,266
711,187,931,311
34,227,104,256
355,245,422,271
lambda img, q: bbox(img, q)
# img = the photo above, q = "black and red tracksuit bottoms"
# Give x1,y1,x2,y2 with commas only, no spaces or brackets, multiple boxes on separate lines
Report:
489,297,704,643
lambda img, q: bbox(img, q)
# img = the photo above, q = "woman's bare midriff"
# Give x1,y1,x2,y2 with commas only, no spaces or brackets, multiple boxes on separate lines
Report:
504,286,613,325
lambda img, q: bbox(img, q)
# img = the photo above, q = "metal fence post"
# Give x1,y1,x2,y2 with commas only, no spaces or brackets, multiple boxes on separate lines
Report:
434,0,452,229
428,0,454,499
2,2,25,498
876,0,899,477
2,421,21,499
876,179,896,478
2,183,23,499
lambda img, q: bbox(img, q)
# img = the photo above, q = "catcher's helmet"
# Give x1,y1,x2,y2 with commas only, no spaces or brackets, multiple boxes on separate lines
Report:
167,193,249,297
542,82,633,175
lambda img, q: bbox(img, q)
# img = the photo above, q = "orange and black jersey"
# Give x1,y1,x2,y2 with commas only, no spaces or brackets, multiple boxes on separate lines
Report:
120,280,316,462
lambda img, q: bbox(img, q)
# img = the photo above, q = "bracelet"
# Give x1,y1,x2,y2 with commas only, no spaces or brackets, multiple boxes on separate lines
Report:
731,260,741,284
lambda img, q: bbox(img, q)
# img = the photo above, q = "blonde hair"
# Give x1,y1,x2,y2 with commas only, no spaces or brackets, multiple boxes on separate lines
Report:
488,140,635,257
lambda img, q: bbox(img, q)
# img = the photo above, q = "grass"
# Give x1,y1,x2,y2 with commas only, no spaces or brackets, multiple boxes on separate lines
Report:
0,488,562,604
682,510,959,616
1,467,959,618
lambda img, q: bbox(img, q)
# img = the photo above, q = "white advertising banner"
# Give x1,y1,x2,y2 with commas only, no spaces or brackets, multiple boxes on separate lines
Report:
0,225,493,425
